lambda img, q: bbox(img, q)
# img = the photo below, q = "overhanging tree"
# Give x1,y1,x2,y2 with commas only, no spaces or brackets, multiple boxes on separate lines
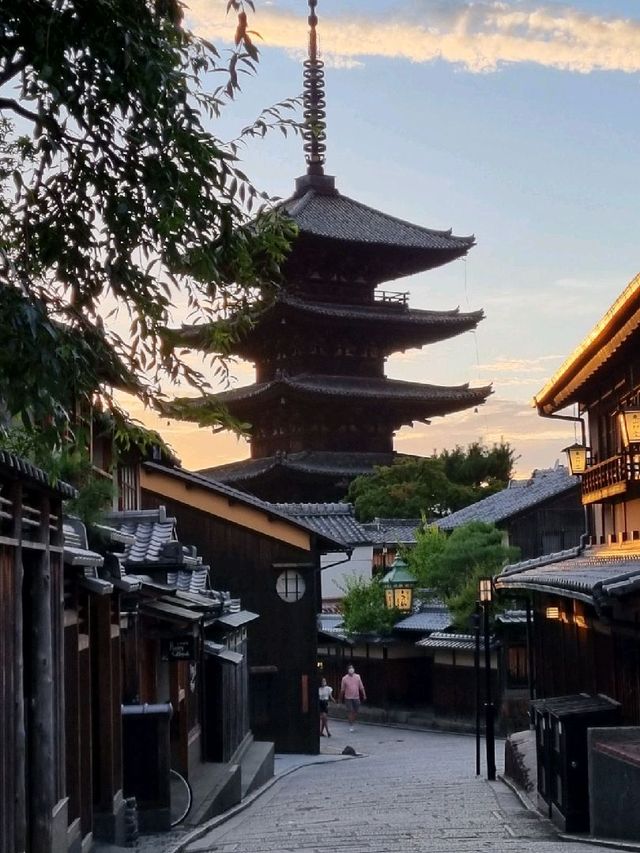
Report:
0,0,298,444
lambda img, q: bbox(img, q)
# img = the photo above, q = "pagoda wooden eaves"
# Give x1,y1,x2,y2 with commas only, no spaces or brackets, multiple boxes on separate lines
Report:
171,297,484,357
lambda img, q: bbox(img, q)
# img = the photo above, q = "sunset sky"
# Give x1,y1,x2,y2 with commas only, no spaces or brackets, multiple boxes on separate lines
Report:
126,0,640,477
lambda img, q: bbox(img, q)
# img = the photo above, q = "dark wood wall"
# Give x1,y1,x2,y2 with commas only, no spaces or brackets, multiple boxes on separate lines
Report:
142,489,321,753
533,594,640,724
0,478,66,853
507,490,584,561
318,647,432,708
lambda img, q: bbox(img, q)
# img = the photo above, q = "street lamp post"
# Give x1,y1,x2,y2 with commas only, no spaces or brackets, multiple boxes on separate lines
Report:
472,603,481,776
479,577,496,781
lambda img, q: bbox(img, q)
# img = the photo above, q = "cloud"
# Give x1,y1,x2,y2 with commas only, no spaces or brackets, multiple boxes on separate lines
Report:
186,1,640,75
395,395,579,474
475,355,563,374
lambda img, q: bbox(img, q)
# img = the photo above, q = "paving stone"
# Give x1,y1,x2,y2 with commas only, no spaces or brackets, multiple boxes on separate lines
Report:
176,721,628,853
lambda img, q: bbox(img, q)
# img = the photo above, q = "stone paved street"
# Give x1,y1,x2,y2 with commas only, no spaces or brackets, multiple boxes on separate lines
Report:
176,720,627,853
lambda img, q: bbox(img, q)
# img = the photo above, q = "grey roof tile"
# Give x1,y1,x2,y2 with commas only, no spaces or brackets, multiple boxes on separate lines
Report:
394,608,452,633
274,502,370,547
283,189,474,253
416,631,499,651
362,518,423,546
437,466,579,530
0,450,76,498
198,451,403,483
496,545,640,602
142,463,344,551
189,374,492,408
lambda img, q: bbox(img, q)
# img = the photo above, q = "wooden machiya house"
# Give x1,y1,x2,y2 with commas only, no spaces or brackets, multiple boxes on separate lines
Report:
139,462,344,753
0,451,76,853
496,270,640,724
170,2,491,502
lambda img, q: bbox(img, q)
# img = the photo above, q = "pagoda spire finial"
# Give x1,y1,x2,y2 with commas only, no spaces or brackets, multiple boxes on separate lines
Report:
303,0,327,176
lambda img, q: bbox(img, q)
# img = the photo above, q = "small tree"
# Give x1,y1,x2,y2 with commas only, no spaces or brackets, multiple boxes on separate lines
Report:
339,575,398,636
406,521,519,629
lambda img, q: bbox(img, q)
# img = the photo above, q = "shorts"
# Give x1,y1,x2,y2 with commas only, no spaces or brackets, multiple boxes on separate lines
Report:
319,700,329,713
344,698,360,712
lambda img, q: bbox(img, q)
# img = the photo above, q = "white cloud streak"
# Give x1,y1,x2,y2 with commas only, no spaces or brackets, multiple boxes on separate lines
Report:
187,1,640,75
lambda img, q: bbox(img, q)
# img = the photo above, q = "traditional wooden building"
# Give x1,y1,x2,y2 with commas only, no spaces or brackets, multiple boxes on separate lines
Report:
0,451,74,853
172,1,490,502
437,466,584,560
496,270,640,723
139,462,343,753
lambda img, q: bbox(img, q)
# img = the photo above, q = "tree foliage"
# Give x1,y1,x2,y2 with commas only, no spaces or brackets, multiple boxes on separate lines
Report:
406,521,520,629
347,442,516,522
339,575,398,637
0,0,298,445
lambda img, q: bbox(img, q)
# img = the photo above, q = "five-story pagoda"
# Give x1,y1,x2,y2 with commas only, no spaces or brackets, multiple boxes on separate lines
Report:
175,1,491,501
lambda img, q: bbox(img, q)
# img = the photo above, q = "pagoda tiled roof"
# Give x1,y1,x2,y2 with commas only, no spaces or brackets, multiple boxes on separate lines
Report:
283,185,474,254
179,374,492,417
198,450,406,484
171,296,483,355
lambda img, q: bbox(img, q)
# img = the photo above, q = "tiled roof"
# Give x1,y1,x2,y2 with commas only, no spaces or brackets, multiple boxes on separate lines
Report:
0,449,76,498
104,507,196,567
199,451,403,483
437,466,579,530
394,608,452,633
496,609,528,625
142,463,344,551
317,614,352,644
496,544,640,604
283,188,474,254
362,518,423,546
416,631,499,651
274,502,370,547
174,297,484,354
184,375,492,411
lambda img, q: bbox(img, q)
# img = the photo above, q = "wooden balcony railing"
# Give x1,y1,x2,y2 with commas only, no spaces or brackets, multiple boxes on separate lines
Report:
374,289,409,307
582,453,640,504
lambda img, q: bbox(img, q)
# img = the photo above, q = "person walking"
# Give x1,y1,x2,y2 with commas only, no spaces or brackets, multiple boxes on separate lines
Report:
318,677,336,737
339,664,366,732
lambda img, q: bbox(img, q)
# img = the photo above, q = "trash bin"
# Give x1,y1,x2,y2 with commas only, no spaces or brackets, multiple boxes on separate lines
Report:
530,694,621,832
122,703,172,832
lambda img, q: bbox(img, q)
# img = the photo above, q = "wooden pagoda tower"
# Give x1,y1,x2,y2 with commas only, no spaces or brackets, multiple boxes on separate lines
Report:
175,1,491,502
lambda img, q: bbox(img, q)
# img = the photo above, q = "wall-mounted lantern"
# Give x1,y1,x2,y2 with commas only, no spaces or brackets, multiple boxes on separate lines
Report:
545,606,560,620
381,555,417,612
562,443,589,475
619,408,640,449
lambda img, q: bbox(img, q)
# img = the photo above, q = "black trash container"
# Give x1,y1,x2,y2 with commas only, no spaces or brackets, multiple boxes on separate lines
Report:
530,693,621,833
122,703,172,832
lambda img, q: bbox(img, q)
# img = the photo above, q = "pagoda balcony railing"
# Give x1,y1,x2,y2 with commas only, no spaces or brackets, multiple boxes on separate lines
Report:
581,451,640,504
374,289,409,307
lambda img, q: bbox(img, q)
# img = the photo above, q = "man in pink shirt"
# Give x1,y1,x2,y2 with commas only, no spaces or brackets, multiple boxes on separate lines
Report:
339,665,367,731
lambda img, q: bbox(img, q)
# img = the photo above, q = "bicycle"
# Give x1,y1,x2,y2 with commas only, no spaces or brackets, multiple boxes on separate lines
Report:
169,767,193,827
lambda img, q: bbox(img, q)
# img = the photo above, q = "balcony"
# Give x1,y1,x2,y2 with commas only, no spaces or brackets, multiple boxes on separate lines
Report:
582,452,640,504
374,289,409,307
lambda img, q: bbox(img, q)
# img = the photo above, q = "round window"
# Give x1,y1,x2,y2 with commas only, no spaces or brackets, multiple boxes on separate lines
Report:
276,569,305,602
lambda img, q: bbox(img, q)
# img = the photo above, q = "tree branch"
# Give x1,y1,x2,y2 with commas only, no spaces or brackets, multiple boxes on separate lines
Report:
0,97,38,124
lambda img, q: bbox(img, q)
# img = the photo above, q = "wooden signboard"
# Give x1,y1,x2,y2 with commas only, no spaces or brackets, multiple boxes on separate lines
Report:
161,636,196,661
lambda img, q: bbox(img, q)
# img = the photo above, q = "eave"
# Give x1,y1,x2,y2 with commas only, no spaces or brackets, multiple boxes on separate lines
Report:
535,271,640,414
174,375,492,422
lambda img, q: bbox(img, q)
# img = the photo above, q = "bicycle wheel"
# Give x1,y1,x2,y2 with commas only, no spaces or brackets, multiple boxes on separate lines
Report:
169,768,193,827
